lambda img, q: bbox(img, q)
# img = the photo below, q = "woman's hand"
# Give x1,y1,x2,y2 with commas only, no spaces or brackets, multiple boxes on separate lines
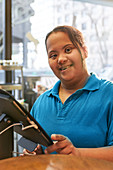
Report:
22,144,43,156
44,134,77,155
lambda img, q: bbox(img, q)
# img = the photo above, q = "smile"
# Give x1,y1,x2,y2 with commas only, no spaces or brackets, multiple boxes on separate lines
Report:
59,64,73,71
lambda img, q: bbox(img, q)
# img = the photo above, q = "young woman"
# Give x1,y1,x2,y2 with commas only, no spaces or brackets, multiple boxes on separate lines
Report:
24,25,113,162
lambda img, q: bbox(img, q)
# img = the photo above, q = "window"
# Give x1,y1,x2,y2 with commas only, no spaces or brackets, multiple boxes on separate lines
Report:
57,5,62,12
82,23,86,30
65,15,69,22
58,17,62,24
65,3,69,9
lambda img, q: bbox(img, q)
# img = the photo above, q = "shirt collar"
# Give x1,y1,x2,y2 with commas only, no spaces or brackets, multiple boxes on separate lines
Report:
47,73,100,97
82,73,100,91
47,80,60,97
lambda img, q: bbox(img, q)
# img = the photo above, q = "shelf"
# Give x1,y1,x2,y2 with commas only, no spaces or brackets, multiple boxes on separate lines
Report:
0,65,24,98
0,65,23,71
0,84,23,90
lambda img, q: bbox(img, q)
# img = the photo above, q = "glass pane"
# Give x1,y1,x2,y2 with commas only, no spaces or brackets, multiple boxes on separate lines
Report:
29,0,113,81
10,0,113,97
12,0,34,67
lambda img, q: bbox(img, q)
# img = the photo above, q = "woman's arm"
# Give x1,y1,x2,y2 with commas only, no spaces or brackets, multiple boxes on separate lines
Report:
44,134,113,162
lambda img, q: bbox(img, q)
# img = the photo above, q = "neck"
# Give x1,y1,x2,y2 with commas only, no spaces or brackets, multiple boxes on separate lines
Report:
59,73,90,104
60,72,90,92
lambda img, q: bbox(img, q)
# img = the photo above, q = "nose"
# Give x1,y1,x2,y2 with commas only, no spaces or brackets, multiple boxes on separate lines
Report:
58,54,67,65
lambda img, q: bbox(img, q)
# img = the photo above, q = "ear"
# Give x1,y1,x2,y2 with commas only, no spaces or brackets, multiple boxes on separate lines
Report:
82,46,88,59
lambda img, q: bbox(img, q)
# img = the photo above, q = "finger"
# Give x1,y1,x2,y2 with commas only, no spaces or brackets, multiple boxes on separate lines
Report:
20,153,24,156
45,135,74,154
35,144,44,154
57,144,74,154
23,149,30,154
23,148,36,155
51,134,67,141
45,140,67,154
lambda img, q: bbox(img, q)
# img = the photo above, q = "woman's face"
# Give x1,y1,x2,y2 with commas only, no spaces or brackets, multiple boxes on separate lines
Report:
46,32,87,84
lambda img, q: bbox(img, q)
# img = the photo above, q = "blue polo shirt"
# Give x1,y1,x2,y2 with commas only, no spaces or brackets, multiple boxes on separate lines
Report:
30,73,113,148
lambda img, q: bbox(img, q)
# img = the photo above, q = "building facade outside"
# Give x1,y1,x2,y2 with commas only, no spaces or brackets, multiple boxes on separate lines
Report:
30,0,113,81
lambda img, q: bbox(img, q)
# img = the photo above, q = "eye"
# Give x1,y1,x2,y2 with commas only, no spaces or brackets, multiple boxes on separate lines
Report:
65,47,72,53
49,53,57,59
